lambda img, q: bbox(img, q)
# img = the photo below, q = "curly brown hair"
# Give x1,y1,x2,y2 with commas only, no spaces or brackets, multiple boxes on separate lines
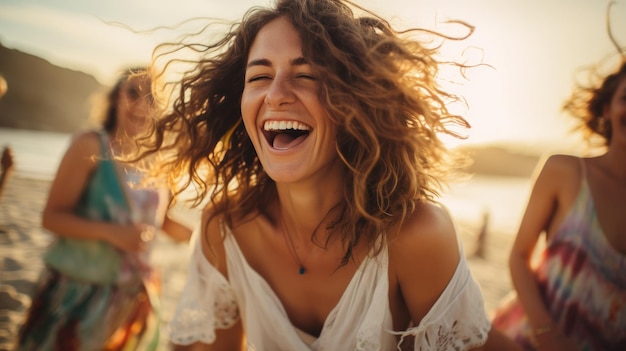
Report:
563,61,626,146
146,0,474,260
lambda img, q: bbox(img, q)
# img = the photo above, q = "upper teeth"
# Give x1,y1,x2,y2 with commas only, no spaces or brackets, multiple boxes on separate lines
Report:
263,120,311,131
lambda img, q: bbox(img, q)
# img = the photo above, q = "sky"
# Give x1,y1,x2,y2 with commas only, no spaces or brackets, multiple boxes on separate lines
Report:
0,0,625,152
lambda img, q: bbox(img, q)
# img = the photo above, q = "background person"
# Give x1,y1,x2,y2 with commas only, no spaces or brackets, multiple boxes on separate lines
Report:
0,145,14,199
14,67,191,351
491,60,626,350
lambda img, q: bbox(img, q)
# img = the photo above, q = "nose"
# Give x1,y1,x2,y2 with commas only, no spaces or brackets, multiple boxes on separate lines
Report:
264,75,296,107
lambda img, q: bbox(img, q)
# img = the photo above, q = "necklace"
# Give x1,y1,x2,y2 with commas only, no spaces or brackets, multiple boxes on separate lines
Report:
279,218,306,275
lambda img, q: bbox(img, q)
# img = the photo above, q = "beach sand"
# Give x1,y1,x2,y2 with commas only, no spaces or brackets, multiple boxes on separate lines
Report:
0,175,515,350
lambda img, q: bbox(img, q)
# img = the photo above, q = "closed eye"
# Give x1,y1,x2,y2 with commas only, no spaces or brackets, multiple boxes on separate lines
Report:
296,74,316,81
247,75,272,83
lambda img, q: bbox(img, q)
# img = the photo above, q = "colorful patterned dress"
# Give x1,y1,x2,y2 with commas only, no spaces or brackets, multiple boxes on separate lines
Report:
14,130,167,351
492,163,626,350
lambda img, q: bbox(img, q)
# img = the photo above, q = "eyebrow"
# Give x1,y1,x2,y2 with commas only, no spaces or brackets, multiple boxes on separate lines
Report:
246,56,309,68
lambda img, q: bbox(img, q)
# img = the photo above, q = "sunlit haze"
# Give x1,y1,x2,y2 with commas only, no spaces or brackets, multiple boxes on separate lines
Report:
1,0,624,152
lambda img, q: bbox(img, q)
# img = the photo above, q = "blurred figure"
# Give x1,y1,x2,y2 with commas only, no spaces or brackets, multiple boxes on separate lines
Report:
472,209,490,259
0,145,14,199
0,76,12,199
0,74,7,99
491,60,626,350
14,67,191,351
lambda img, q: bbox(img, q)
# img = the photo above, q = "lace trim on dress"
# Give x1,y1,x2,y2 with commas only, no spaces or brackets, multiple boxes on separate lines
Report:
356,326,383,350
168,228,240,345
390,258,491,351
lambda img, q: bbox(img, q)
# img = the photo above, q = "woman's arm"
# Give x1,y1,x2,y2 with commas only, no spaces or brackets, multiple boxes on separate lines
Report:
508,155,579,350
390,201,489,350
42,131,147,252
162,214,193,242
390,202,461,324
508,156,559,330
170,210,246,350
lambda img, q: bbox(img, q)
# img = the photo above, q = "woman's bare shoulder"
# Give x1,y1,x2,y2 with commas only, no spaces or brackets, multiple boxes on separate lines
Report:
389,201,458,251
539,154,581,177
51,130,102,177
533,154,582,191
199,207,264,277
388,201,459,271
65,130,102,158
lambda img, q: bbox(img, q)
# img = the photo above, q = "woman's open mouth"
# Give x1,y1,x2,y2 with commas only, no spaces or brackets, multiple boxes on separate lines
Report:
262,120,311,150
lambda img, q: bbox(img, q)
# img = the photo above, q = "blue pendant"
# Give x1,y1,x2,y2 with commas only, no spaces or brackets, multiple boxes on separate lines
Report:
299,266,306,275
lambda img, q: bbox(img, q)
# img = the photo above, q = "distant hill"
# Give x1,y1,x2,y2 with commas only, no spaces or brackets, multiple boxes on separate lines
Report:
457,144,542,178
0,43,107,133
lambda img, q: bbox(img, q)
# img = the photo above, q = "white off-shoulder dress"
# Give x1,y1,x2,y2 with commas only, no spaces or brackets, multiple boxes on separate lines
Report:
169,222,490,351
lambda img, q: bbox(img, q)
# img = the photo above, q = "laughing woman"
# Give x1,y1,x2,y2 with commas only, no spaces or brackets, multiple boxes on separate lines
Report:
142,0,495,350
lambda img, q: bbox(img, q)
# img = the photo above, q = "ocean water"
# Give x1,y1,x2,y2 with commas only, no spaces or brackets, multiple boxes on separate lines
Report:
0,127,532,235
0,127,72,181
441,175,532,235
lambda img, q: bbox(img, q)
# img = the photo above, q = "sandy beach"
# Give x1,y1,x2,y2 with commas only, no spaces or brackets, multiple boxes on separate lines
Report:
0,175,516,350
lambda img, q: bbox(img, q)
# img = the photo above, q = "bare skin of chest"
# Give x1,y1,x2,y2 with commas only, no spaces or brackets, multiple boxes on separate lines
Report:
232,218,368,337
